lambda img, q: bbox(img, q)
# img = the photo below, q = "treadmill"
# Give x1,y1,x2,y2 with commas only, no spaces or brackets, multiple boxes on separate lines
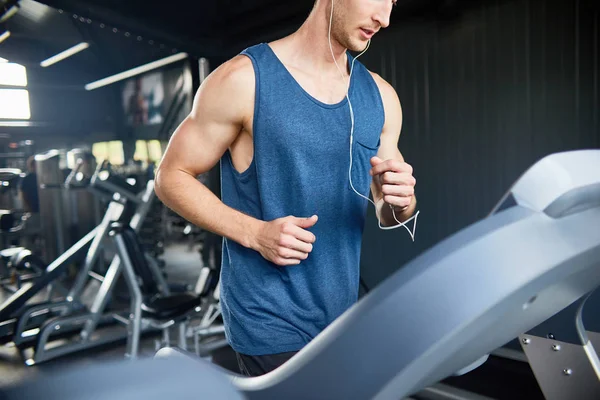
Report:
1,149,599,400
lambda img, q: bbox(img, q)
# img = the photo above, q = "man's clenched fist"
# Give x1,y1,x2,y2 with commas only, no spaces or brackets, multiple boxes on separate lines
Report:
253,215,318,266
370,156,416,211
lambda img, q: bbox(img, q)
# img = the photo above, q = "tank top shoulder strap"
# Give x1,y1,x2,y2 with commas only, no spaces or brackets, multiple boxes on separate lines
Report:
240,43,268,61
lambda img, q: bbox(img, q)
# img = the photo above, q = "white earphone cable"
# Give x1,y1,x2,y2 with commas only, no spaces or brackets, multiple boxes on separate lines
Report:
328,0,419,240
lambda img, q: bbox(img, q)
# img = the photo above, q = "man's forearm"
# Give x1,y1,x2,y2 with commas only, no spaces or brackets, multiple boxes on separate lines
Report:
378,196,417,227
155,169,263,250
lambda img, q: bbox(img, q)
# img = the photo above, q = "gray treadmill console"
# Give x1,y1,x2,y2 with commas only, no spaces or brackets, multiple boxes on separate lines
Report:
3,150,600,400
493,149,600,218
1,356,245,400
228,149,600,400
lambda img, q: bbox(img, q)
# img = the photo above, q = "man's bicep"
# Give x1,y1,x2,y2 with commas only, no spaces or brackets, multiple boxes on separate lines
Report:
159,114,240,177
372,71,404,158
158,56,253,177
371,72,405,200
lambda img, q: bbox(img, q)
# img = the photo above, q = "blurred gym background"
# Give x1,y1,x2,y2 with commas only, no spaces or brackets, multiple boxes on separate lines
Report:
0,0,597,398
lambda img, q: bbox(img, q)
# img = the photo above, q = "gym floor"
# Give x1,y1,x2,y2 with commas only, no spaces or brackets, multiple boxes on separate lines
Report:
0,243,240,388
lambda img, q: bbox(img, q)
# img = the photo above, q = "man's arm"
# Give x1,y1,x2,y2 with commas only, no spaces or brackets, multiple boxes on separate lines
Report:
369,74,417,226
155,56,318,266
154,55,261,249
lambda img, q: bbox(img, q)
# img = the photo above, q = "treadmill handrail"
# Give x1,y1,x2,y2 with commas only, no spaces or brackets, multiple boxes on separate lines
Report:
493,150,600,217
230,150,600,400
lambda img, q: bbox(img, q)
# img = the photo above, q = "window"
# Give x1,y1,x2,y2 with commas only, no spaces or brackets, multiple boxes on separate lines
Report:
92,141,125,165
133,140,163,163
0,63,27,86
0,62,31,120
0,89,30,119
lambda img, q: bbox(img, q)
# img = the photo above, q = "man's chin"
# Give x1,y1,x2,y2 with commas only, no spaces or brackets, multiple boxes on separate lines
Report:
348,39,370,53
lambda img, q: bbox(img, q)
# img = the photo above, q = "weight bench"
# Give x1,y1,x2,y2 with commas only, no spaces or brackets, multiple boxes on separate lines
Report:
108,222,205,358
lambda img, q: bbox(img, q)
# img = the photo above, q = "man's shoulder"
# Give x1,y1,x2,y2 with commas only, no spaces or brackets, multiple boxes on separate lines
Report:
367,70,401,107
367,70,394,95
210,54,255,86
189,50,257,122
195,53,256,108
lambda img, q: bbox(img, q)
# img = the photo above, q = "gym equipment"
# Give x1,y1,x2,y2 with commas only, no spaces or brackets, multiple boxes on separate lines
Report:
35,149,99,263
0,164,160,365
0,355,245,400
0,247,46,294
108,222,207,358
488,284,600,399
187,271,226,358
107,219,226,359
35,150,68,262
0,154,96,294
0,211,44,292
149,149,598,400
2,149,598,399
0,168,23,210
0,209,16,231
181,225,225,357
0,168,44,266
64,149,102,250
19,176,159,365
514,288,600,400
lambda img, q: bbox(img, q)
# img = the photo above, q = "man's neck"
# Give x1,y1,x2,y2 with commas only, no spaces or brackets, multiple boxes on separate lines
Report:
277,7,349,78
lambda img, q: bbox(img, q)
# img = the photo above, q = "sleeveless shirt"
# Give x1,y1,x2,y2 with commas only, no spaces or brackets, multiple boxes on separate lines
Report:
219,43,385,355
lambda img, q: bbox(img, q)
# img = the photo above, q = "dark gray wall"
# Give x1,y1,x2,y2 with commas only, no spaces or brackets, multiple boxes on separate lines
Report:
2,60,121,153
30,72,115,126
359,0,600,288
26,63,120,138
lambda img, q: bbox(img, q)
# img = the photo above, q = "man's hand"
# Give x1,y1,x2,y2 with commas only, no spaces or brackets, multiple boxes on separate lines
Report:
252,215,318,266
370,156,416,212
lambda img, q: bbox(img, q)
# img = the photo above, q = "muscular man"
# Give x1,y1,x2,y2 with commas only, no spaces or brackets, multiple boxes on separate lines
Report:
155,0,417,376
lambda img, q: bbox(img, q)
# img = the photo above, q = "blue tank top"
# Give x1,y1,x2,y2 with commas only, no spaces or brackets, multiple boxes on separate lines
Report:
220,43,384,355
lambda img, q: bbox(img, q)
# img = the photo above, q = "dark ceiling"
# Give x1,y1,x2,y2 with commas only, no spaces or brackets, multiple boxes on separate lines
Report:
1,0,474,74
30,0,460,59
0,0,480,138
1,0,597,140
1,0,190,77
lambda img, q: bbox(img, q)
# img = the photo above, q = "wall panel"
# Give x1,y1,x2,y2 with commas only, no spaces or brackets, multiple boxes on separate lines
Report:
359,0,600,287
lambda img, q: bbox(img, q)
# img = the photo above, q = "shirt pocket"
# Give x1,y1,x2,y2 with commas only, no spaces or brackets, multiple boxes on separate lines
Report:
348,138,380,197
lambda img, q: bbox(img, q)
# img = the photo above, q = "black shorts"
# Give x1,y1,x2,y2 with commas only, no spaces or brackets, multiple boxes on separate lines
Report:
235,350,298,377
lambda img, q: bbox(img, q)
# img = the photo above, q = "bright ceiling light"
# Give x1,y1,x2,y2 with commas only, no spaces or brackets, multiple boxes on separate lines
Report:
19,0,51,23
85,52,188,91
0,31,10,44
0,5,19,24
40,42,90,67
